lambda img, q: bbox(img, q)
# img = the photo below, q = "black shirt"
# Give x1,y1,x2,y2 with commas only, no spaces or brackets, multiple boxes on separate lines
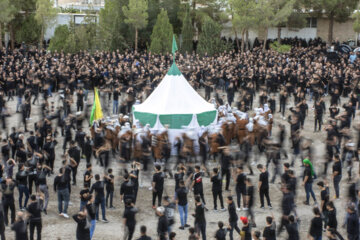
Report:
285,222,299,240
263,224,276,240
236,173,246,190
157,215,168,237
11,220,28,240
241,225,252,240
327,208,337,229
16,170,28,185
73,214,90,240
27,200,42,222
309,216,322,237
228,202,238,222
259,171,269,189
105,174,114,192
195,204,206,224
303,166,313,183
152,172,164,192
246,185,254,207
211,174,222,192
332,161,342,176
90,181,105,200
220,154,232,170
123,206,138,227
174,172,184,191
120,180,135,198
193,172,203,192
175,187,188,206
215,228,227,240
320,188,329,212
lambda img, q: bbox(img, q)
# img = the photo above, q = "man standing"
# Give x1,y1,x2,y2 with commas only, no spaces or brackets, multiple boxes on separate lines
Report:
346,205,359,240
68,141,81,186
123,199,138,240
332,155,342,199
257,164,272,209
192,166,206,205
54,168,70,218
211,168,225,211
2,177,16,226
302,159,316,205
220,148,232,191
152,165,164,208
227,196,240,240
193,195,206,240
234,166,247,211
27,194,43,240
120,173,135,205
156,206,168,240
90,174,108,223
176,180,189,230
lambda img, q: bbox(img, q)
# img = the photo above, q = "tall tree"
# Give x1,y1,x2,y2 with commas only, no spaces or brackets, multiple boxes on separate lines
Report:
352,10,360,44
0,0,16,48
161,0,182,35
122,0,148,51
149,9,173,54
254,0,295,51
48,24,70,52
197,17,230,56
308,0,358,43
35,0,58,48
181,8,194,53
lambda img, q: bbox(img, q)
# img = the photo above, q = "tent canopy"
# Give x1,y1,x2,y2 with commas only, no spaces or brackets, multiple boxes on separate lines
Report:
133,63,217,130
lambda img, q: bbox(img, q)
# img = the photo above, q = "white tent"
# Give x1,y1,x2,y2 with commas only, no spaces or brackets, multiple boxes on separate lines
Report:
133,63,217,144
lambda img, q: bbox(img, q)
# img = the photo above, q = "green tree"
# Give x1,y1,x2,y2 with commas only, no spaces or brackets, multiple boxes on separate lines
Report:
15,14,41,45
122,0,149,51
0,0,16,48
48,24,70,52
307,0,358,43
35,0,58,48
352,10,360,44
181,8,194,53
161,0,182,35
254,0,295,51
150,9,173,54
197,17,230,56
98,0,128,51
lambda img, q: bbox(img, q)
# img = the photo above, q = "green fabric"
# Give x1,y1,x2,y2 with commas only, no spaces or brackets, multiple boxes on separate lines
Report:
303,158,314,176
172,35,178,55
167,63,182,76
197,110,217,126
133,111,157,128
159,114,193,129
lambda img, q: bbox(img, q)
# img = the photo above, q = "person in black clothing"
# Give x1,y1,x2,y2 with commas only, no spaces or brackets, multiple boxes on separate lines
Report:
245,177,256,227
192,165,206,205
277,184,294,235
83,163,93,188
73,210,90,240
137,225,152,240
263,214,276,240
234,166,247,211
75,128,86,157
84,136,93,165
2,177,16,226
214,221,227,240
27,194,43,240
317,181,329,229
308,207,322,240
227,196,240,240
193,195,206,240
105,168,115,209
113,87,120,114
257,164,272,209
346,205,359,240
211,168,225,211
1,139,10,163
0,200,5,240
314,101,324,132
54,167,71,218
326,201,337,230
240,216,251,240
90,174,108,222
43,136,57,173
76,89,84,112
63,119,74,152
332,155,342,199
68,141,81,186
156,206,168,240
120,173,135,205
152,165,164,208
285,215,299,240
175,180,189,230
220,148,232,191
16,163,29,210
130,162,140,203
11,211,28,240
123,199,138,240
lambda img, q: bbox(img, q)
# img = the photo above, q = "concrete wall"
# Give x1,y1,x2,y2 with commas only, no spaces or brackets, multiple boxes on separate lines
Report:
317,18,356,42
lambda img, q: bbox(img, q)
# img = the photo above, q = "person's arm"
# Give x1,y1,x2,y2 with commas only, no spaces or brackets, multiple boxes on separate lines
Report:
53,177,58,192
69,158,77,167
302,175,308,186
258,180,262,192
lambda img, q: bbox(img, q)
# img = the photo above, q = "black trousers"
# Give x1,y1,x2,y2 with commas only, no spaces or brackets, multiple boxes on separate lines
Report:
314,116,322,131
194,189,206,205
212,190,224,209
30,221,42,240
152,190,163,207
71,166,78,184
259,188,271,207
221,168,231,190
3,197,15,225
126,224,135,240
28,174,37,194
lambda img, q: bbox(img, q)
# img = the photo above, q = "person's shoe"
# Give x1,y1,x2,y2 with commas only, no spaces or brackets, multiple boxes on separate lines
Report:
43,209,47,215
260,206,265,210
252,223,257,228
269,205,273,209
213,208,218,212
152,206,156,209
243,207,248,211
68,201,73,206
303,201,309,205
184,224,190,228
102,219,109,223
59,213,64,217
72,182,76,186
63,213,69,219
109,207,116,210
179,226,185,230
220,208,226,211
236,208,241,211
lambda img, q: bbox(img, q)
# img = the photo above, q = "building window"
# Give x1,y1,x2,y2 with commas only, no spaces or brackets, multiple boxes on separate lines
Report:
306,17,317,28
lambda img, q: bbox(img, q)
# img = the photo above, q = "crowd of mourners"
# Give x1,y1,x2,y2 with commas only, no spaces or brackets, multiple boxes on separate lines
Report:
0,37,359,240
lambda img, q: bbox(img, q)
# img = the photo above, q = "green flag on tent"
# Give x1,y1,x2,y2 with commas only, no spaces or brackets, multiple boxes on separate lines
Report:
172,35,178,60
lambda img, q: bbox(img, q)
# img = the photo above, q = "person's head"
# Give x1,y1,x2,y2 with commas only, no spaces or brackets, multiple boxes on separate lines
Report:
333,154,340,162
288,169,294,177
326,228,337,238
245,177,252,185
19,163,24,171
266,216,272,225
70,140,76,147
213,167,218,174
188,227,196,235
252,230,261,240
326,201,335,211
240,216,248,225
86,163,92,170
140,225,147,235
95,174,100,181
237,166,243,174
283,163,290,171
169,232,176,240
347,204,356,213
156,206,165,216
125,198,132,207
29,131,34,136
195,165,200,173
163,196,170,205
227,195,233,204
30,194,37,202
257,164,264,171
124,173,129,181
218,221,224,229
195,195,201,204
179,180,185,187
313,207,321,216
154,165,161,172
288,215,295,223
317,181,324,189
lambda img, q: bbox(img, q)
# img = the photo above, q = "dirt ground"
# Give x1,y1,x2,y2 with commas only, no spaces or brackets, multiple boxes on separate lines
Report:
1,90,355,240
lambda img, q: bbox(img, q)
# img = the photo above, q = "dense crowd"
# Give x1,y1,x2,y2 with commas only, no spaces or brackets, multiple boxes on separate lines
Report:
0,37,359,240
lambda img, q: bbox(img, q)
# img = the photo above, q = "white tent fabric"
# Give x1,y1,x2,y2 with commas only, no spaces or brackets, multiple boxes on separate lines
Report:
134,74,215,114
